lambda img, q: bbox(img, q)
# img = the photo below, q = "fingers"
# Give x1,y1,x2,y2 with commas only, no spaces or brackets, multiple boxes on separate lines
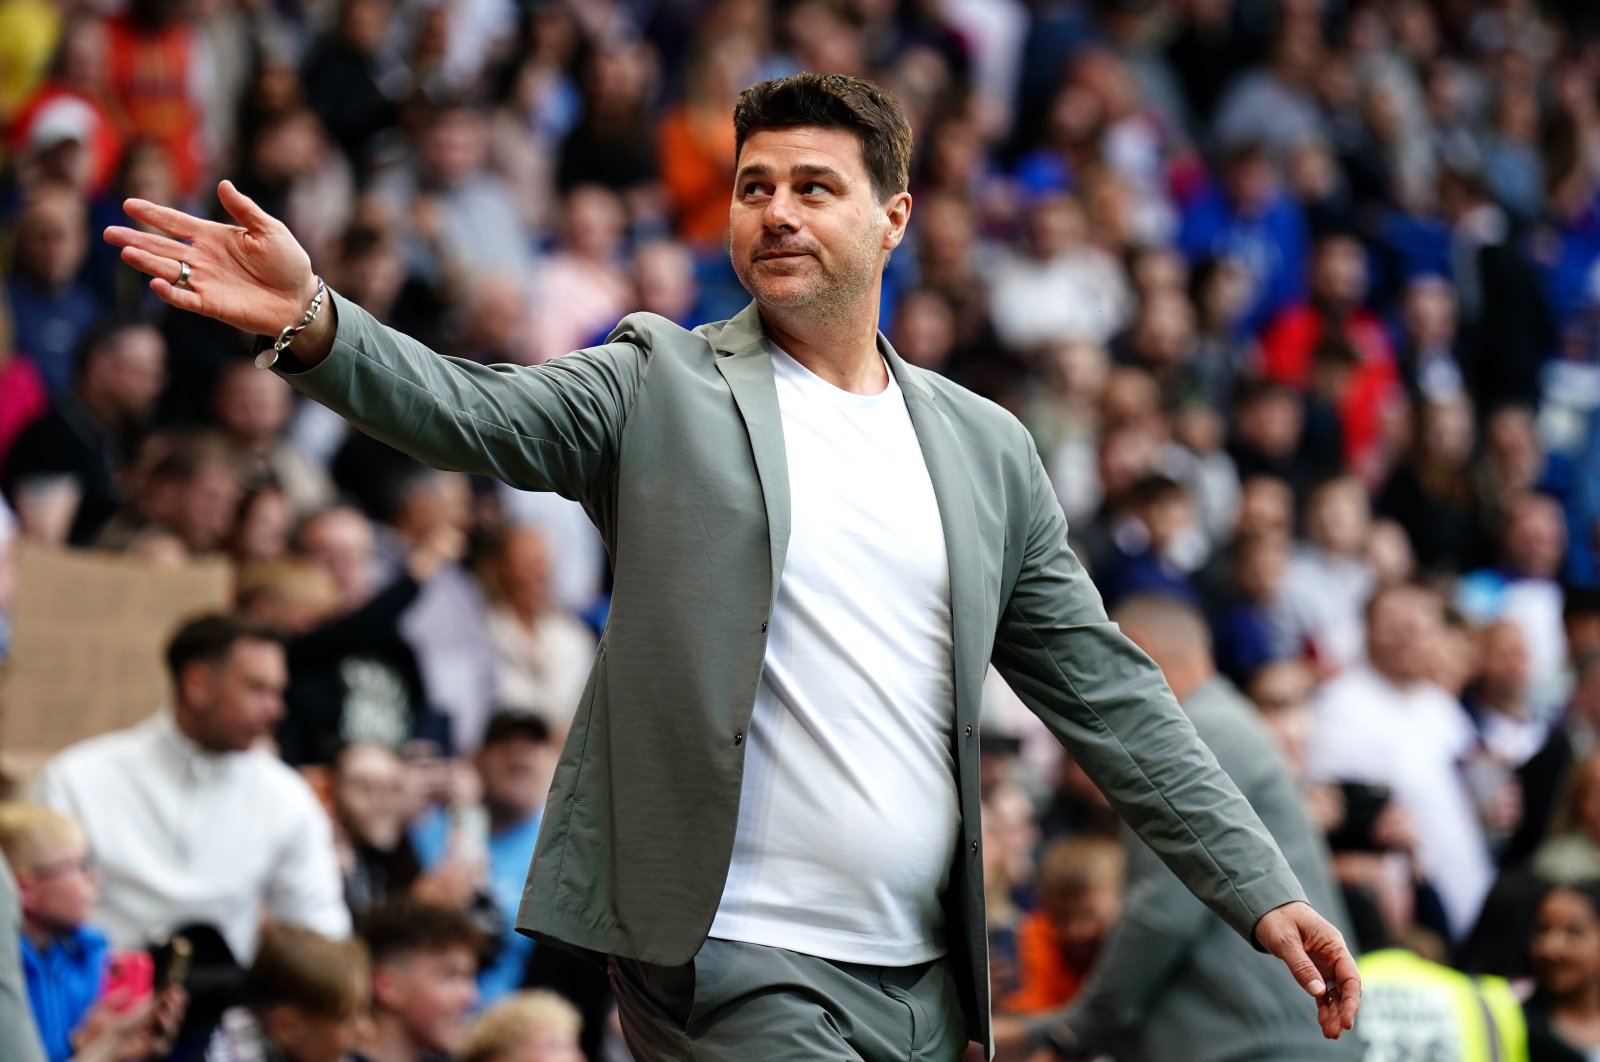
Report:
122,198,206,240
1329,946,1362,1030
218,179,274,231
149,277,205,314
103,224,193,263
119,245,186,285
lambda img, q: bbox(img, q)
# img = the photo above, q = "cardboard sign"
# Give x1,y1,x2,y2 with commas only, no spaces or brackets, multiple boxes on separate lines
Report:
2,544,232,760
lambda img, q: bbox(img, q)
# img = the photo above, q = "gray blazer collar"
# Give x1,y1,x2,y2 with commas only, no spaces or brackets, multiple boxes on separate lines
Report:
711,300,934,401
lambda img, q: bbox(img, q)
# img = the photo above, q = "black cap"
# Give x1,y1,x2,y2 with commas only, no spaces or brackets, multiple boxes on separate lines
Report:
481,709,552,747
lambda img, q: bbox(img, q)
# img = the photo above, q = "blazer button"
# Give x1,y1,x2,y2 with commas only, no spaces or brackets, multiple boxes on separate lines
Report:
964,725,973,737
734,731,744,745
760,622,768,633
970,840,979,853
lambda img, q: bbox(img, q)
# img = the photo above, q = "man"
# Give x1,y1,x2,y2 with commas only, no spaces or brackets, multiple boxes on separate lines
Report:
358,900,480,1062
1006,595,1358,1062
105,72,1357,1058
2,319,165,545
34,613,350,963
1308,584,1495,940
412,709,560,1002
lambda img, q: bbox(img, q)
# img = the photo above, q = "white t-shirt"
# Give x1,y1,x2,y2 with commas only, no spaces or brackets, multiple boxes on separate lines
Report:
708,347,960,966
1307,665,1492,939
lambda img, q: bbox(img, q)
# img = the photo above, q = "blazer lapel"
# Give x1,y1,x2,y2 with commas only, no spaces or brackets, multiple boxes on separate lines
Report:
713,304,791,610
887,340,985,734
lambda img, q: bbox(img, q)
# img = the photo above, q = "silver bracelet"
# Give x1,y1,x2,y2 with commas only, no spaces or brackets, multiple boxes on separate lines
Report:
255,275,327,369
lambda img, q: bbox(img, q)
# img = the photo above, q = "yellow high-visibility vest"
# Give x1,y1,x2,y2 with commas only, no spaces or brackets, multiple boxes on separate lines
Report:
1357,948,1528,1062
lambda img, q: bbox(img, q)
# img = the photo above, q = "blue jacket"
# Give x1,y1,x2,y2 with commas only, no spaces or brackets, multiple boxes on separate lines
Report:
21,925,109,1062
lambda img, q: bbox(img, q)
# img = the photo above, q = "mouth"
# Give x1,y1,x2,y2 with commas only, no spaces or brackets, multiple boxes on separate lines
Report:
755,250,811,262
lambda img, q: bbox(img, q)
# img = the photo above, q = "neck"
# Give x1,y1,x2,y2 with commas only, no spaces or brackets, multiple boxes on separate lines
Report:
1165,661,1215,704
758,294,887,394
1553,983,1600,1023
20,918,59,952
488,798,537,833
367,1013,425,1062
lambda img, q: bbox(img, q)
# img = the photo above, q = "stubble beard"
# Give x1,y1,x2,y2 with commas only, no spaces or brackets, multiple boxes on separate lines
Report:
735,226,884,320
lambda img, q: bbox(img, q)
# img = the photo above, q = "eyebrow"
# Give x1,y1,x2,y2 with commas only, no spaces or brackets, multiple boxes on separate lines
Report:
735,162,851,186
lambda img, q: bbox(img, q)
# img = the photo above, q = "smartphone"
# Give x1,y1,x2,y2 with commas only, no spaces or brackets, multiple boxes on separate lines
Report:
162,935,192,990
103,951,155,1012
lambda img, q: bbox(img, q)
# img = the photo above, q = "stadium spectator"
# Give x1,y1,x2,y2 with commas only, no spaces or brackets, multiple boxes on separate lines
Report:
206,923,370,1062
359,900,480,1062
330,743,423,919
1525,883,1600,1061
461,989,583,1062
1281,475,1378,672
94,428,243,559
477,525,595,736
1,319,163,546
413,709,557,1003
998,835,1123,1015
33,613,350,963
1309,584,1496,940
6,185,105,395
213,351,334,517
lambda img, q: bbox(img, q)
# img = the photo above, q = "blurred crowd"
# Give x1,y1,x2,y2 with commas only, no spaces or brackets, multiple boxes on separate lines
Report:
4,0,1600,1057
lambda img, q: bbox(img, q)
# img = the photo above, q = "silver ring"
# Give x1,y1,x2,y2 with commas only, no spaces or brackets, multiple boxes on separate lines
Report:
175,261,193,289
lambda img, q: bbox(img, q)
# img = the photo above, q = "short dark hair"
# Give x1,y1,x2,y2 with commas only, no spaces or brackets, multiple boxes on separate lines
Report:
164,612,282,685
247,924,370,1019
359,899,482,968
733,73,913,203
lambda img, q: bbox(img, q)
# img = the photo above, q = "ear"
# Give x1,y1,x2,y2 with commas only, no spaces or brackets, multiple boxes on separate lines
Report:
371,965,400,1012
177,660,213,709
881,191,912,253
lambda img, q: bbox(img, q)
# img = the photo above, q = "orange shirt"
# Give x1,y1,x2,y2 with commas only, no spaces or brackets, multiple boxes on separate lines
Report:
999,910,1087,1013
105,15,202,195
658,102,735,248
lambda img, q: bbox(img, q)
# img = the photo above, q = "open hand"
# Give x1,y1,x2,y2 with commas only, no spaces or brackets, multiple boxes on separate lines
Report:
104,181,317,338
1254,900,1361,1039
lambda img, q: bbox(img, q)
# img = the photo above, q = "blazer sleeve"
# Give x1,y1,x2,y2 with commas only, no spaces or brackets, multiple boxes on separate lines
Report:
274,291,649,506
989,436,1306,944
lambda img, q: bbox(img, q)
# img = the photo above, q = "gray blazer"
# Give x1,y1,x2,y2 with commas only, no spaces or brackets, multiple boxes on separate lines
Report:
1036,678,1359,1062
0,850,47,1062
280,292,1306,1048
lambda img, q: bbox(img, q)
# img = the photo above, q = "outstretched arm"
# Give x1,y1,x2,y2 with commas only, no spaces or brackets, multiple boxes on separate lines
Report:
105,182,645,505
990,432,1359,1040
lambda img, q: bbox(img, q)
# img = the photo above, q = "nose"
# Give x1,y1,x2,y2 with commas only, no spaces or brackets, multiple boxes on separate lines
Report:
762,186,799,233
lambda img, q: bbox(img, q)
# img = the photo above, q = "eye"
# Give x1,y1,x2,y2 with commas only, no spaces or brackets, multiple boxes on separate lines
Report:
742,182,769,198
801,182,828,196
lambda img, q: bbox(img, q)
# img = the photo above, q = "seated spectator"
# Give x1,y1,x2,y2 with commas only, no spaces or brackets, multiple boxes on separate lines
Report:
1458,492,1570,715
1,320,164,546
34,613,350,964
1092,474,1203,609
369,469,496,753
461,990,583,1062
359,900,480,1062
1468,621,1548,771
477,526,596,738
1281,475,1377,673
1525,883,1600,1062
6,184,105,395
0,803,106,1061
1212,529,1299,684
988,193,1133,352
1376,393,1483,575
206,924,370,1062
284,505,455,765
232,482,294,565
1308,584,1496,940
212,361,334,517
413,710,558,1004
1532,751,1600,886
1260,231,1402,480
999,836,1123,1015
529,185,634,364
94,429,243,558
332,743,423,919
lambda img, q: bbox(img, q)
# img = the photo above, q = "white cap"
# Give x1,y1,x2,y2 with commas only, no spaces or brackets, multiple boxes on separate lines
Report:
28,96,96,151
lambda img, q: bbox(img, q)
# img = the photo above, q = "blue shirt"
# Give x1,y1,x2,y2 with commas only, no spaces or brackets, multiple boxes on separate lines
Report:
6,278,106,396
20,924,109,1062
411,807,542,1003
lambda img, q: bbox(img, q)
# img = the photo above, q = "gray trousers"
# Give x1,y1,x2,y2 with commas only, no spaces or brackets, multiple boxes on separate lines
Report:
607,937,970,1061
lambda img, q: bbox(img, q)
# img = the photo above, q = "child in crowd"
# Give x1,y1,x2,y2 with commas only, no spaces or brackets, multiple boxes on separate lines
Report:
206,923,370,1062
460,990,583,1062
0,802,109,1062
1001,835,1125,1013
359,899,480,1062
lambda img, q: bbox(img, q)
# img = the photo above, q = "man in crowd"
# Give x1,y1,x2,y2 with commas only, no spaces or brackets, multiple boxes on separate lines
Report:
106,71,1357,1058
359,900,481,1062
34,613,350,964
1308,584,1495,940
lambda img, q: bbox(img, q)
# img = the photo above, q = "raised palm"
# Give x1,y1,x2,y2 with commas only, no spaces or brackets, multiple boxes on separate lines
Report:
104,180,318,337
